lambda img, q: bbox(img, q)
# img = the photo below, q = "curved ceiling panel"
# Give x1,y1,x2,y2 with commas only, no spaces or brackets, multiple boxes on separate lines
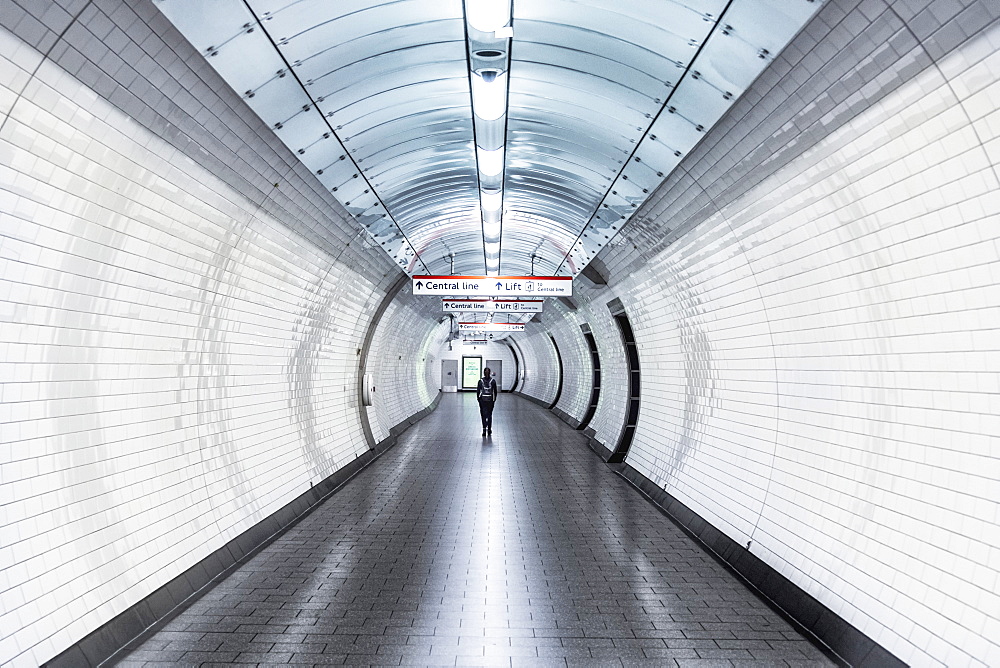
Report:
155,0,825,283
497,0,722,275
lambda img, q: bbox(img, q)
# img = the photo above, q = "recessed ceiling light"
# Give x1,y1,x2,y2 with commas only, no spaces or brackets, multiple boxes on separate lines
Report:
466,0,510,33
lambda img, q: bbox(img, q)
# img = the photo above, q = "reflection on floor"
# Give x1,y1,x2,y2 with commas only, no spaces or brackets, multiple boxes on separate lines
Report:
119,393,833,667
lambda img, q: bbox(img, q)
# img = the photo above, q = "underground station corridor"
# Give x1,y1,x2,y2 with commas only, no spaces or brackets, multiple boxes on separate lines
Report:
3,1,1000,667
117,394,832,667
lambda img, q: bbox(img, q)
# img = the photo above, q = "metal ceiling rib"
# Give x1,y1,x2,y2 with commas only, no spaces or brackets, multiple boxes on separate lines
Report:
154,0,824,281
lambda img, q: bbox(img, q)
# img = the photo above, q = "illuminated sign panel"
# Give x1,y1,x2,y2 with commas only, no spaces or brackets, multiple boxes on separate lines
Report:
413,275,572,296
458,323,526,332
462,356,482,388
442,299,543,313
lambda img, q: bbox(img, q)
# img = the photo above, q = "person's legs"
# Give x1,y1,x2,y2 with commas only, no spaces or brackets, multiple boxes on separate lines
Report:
479,401,488,436
485,403,494,433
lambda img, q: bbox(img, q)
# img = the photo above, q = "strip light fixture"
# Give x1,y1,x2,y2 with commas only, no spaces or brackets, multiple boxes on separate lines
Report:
465,0,512,276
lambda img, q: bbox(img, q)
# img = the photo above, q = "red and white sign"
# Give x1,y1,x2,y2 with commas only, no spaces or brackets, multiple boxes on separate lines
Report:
442,299,543,313
413,275,572,296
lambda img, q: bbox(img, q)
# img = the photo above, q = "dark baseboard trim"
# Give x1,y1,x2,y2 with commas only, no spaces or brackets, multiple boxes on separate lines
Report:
512,390,552,410
586,435,614,462
43,393,443,668
613,463,905,668
551,406,581,429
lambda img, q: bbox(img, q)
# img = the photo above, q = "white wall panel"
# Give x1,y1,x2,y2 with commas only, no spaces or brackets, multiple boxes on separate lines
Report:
544,302,593,422
515,299,616,433
510,325,559,406
576,295,630,451
365,287,448,443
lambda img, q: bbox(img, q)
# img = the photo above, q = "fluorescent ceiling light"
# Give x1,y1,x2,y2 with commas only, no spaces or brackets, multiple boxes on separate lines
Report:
466,0,510,33
486,257,500,270
483,220,501,241
481,189,502,212
477,147,504,176
471,71,507,121
484,241,500,255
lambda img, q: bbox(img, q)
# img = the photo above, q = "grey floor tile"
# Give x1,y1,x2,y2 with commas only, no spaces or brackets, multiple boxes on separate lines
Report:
511,659,566,668
536,646,593,659
116,649,188,662
117,395,833,668
296,654,348,665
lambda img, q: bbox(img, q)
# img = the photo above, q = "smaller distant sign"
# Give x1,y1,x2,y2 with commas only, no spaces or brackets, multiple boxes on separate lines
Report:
462,339,489,345
442,299,543,313
459,323,526,332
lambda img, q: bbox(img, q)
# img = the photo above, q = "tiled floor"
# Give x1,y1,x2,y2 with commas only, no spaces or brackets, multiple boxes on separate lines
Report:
119,393,833,667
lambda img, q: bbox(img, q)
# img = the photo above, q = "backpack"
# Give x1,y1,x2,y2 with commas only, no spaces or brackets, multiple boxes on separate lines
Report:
477,377,495,401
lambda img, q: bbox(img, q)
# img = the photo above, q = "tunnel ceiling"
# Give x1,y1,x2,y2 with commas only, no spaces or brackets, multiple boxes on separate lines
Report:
154,0,822,280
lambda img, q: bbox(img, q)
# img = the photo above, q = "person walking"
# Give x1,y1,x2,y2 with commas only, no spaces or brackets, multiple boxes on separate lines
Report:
477,367,498,436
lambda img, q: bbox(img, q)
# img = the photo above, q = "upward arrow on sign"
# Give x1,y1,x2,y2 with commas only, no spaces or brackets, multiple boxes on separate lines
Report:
495,282,503,289
415,281,423,289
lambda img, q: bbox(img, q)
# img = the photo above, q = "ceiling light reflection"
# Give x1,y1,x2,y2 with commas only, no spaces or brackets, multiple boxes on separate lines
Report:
477,147,504,177
483,220,501,241
465,0,511,34
471,71,507,121
481,189,503,212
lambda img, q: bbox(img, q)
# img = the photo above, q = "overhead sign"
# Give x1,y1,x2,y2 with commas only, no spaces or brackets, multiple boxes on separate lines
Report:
463,339,488,345
413,275,572,297
442,299,543,313
459,322,526,332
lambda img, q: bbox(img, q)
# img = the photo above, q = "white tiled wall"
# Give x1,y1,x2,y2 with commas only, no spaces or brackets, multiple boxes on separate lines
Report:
365,287,448,443
574,299,629,448
512,300,596,423
0,3,411,664
510,328,558,405
519,2,1000,665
